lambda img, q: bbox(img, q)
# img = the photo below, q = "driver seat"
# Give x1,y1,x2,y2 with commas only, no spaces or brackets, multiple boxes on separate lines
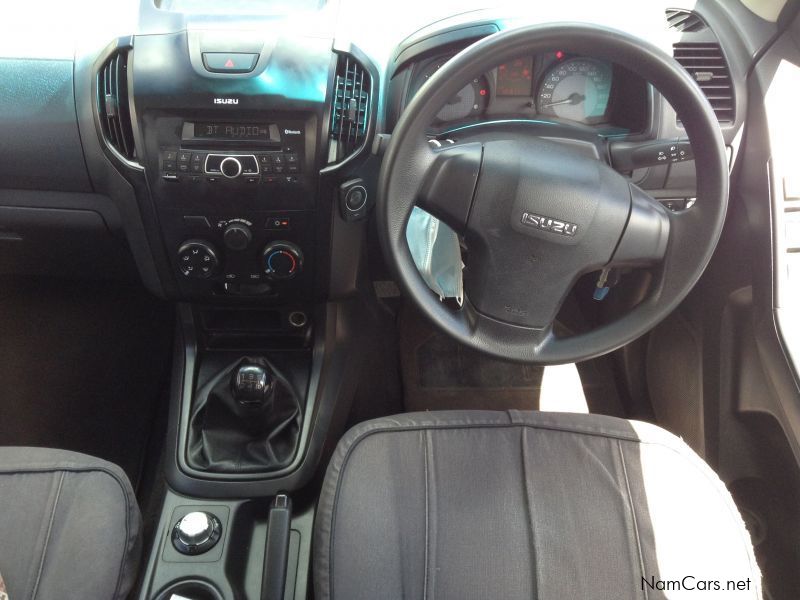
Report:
314,411,761,599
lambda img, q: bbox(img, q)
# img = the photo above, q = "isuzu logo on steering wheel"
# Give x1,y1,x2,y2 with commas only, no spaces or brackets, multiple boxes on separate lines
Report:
520,212,578,236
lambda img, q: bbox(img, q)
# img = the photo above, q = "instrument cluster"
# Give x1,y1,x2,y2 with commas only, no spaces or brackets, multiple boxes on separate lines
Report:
407,49,641,131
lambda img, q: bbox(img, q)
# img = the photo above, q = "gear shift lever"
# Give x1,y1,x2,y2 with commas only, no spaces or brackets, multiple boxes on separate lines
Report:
231,363,276,407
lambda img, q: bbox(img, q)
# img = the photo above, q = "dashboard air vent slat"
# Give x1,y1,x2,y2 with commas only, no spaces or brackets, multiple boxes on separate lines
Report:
665,8,707,33
97,49,136,161
329,53,370,162
673,42,734,123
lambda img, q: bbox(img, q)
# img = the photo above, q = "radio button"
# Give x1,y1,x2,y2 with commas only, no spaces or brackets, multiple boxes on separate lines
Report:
240,156,259,174
205,155,223,173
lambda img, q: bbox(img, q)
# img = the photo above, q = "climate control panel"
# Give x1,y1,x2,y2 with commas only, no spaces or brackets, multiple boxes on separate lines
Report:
178,237,303,282
146,115,316,301
166,211,311,299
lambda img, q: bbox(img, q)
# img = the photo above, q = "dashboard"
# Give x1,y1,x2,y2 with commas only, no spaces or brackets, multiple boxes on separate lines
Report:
0,0,755,306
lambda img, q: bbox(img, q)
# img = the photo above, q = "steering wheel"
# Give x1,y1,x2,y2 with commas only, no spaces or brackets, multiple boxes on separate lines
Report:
377,23,728,364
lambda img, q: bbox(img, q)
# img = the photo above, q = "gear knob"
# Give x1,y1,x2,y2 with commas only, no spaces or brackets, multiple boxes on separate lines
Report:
231,363,276,406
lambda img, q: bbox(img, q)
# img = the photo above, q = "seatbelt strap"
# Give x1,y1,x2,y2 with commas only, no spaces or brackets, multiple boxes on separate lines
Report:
0,569,8,600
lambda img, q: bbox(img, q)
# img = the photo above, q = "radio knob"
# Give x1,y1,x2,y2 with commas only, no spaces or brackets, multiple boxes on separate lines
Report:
223,223,253,251
220,156,243,179
262,241,303,280
177,240,220,279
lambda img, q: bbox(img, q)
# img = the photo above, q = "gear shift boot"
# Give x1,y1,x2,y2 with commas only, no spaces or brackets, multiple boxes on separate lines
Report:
186,357,302,473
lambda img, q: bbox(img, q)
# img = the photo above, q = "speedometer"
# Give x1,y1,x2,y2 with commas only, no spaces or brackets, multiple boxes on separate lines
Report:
537,58,612,124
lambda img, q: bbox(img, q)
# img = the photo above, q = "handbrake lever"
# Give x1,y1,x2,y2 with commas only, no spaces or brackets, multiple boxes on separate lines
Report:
261,494,292,600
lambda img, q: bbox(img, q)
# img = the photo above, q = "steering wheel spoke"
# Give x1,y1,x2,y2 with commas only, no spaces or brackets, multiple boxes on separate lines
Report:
609,184,671,267
416,142,483,232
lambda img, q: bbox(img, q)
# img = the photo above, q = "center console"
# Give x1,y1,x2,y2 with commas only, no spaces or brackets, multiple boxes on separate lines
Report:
127,30,331,304
87,15,381,598
154,119,313,299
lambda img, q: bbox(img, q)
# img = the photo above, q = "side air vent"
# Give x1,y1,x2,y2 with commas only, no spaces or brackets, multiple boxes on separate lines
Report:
665,8,708,33
329,53,371,162
97,49,137,162
673,42,734,123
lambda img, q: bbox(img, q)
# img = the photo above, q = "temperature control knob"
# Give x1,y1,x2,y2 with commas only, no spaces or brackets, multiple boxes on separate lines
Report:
177,240,220,279
262,241,303,280
223,222,253,251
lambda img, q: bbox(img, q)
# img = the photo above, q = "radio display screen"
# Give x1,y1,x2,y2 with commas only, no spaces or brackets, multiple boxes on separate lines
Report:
193,122,269,141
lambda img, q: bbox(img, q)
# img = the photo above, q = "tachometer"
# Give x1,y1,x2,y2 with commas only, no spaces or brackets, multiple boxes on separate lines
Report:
415,57,490,122
537,58,612,124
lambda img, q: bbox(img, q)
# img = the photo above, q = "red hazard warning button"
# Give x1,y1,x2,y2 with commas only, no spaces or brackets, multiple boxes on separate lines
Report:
202,53,259,74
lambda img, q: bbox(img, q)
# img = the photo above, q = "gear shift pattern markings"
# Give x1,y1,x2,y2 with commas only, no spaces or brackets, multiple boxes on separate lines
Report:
232,363,276,406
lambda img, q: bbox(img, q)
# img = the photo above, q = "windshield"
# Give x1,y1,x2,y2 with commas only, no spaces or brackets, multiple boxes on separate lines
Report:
155,0,326,14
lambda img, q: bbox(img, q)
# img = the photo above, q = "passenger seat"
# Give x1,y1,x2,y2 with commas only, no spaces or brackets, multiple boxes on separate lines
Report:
0,447,141,600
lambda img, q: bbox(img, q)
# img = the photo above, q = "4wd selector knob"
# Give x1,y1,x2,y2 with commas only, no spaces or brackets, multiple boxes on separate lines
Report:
223,222,252,251
262,241,303,280
171,511,222,555
220,156,242,179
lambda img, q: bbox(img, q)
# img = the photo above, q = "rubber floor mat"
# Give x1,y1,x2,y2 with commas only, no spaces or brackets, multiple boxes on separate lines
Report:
399,303,625,415
0,277,174,489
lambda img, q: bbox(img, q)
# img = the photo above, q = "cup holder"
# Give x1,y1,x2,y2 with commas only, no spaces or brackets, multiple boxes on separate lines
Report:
155,579,223,600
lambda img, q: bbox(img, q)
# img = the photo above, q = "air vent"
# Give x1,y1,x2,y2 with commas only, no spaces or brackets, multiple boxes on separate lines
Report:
666,8,708,32
673,42,734,123
329,53,371,162
97,49,137,162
